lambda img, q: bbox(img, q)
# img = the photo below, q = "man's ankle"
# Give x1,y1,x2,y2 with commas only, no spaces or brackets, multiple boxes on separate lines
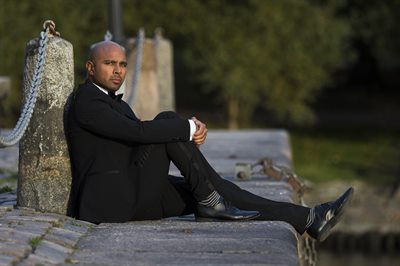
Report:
198,191,222,207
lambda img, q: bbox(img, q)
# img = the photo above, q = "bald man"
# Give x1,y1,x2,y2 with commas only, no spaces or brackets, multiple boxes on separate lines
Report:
66,41,353,242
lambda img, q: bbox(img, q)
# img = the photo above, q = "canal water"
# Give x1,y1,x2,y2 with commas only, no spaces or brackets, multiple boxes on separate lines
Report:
318,251,400,266
303,181,400,266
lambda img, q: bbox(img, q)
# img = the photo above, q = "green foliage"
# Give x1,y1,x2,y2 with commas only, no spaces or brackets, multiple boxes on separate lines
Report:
0,173,17,189
291,129,400,185
1,0,397,128
0,185,12,193
123,0,352,127
0,0,107,126
28,236,43,251
348,0,400,70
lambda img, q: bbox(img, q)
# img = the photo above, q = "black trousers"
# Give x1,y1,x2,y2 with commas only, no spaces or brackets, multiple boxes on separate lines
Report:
131,112,310,234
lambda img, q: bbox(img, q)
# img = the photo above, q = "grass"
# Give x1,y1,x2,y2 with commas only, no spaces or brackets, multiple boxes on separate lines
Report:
0,185,12,193
28,236,43,251
0,172,18,192
290,128,400,186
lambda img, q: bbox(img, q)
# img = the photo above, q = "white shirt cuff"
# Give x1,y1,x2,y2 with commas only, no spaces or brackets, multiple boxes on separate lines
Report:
188,119,196,141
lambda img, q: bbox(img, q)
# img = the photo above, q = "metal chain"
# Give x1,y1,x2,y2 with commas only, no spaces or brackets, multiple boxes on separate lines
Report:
257,158,318,266
0,22,52,148
299,234,317,266
126,28,145,105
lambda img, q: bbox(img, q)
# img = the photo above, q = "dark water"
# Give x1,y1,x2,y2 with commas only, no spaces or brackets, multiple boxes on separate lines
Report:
318,251,400,266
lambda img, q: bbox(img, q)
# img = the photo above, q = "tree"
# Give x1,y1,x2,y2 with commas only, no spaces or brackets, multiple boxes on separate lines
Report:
0,0,352,128
0,0,107,127
124,0,351,128
346,0,400,88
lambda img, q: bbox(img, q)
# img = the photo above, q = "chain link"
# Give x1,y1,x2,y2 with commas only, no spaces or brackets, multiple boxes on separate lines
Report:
126,28,145,105
0,23,52,148
257,158,318,266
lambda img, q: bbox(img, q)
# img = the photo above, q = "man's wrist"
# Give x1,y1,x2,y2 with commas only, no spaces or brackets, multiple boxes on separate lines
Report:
188,119,196,141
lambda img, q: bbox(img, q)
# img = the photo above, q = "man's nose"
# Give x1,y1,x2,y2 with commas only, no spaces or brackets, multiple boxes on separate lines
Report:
114,65,121,74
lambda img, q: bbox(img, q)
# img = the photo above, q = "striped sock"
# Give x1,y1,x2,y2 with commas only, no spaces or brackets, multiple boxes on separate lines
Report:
305,207,315,229
198,191,222,207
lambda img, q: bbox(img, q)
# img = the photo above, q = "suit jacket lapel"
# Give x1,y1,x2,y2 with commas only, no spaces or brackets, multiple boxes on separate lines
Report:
86,81,140,121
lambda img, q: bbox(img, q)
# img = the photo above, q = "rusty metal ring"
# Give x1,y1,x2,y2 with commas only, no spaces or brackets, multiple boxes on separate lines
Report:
42,20,60,37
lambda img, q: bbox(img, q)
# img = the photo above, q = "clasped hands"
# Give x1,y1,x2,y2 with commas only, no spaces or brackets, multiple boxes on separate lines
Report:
191,117,207,148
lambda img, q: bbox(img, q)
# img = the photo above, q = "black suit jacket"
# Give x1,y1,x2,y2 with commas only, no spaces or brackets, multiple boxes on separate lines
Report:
66,81,190,223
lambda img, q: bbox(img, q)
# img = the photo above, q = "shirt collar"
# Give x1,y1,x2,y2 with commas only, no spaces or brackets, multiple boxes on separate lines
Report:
92,82,109,95
92,82,123,102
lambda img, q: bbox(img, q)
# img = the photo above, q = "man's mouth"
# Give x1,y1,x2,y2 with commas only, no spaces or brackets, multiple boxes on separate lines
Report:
111,78,122,84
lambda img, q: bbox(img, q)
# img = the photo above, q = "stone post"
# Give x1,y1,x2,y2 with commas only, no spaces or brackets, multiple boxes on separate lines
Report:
123,33,175,120
156,38,175,112
17,36,74,214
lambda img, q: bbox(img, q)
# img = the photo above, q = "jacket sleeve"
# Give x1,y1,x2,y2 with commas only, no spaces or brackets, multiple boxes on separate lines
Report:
73,95,190,144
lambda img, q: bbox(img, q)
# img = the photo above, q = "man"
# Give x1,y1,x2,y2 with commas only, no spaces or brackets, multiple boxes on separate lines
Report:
66,41,353,242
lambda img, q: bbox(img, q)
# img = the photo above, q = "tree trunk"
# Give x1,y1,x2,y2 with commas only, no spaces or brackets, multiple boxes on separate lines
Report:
228,98,239,129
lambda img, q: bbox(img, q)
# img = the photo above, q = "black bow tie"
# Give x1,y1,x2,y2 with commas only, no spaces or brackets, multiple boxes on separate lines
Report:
108,91,123,102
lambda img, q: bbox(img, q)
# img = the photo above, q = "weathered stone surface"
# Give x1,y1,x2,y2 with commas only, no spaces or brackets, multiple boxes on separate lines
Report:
170,129,293,176
72,220,299,266
0,205,92,266
156,37,175,112
0,254,16,265
0,242,31,259
17,35,74,214
123,35,175,120
1,130,301,265
44,227,82,248
70,130,301,265
0,219,50,236
0,134,18,175
0,190,16,206
33,239,73,263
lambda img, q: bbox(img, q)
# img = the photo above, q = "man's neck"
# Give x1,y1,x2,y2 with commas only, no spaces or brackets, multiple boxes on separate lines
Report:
91,82,110,95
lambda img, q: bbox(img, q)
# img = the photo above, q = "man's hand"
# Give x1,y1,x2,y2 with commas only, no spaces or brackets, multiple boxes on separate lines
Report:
192,117,207,148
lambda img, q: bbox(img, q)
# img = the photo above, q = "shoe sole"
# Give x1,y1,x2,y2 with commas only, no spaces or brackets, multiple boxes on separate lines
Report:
317,187,354,242
195,213,260,222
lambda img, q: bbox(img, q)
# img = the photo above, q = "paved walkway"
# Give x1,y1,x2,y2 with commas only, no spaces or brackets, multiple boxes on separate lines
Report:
0,130,302,265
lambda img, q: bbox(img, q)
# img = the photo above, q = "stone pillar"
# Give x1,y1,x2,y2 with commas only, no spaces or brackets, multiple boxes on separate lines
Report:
17,36,74,214
156,38,175,112
123,34,175,120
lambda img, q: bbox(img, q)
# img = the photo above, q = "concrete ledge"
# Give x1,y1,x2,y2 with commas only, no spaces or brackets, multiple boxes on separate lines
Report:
72,219,299,265
70,130,301,265
0,129,302,265
70,179,300,265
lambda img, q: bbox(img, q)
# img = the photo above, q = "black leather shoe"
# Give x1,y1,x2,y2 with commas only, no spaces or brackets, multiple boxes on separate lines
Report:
307,187,354,242
195,198,260,222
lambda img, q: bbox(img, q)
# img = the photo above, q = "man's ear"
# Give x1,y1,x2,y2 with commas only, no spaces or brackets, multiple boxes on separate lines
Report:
86,61,95,75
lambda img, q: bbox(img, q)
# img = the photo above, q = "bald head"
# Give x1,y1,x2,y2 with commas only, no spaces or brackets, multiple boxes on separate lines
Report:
88,41,126,62
86,41,128,92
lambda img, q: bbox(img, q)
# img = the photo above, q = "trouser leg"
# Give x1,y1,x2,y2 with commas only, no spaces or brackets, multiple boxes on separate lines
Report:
147,111,310,233
167,136,310,233
130,141,198,220
131,112,212,220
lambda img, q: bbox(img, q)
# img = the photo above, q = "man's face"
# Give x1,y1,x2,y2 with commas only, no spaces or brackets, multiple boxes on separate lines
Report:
86,43,128,92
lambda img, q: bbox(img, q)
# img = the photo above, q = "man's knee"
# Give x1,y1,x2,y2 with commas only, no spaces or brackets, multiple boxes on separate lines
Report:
154,111,180,120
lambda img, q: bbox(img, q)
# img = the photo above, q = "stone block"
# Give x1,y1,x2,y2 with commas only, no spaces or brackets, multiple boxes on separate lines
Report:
123,35,175,120
17,35,74,214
